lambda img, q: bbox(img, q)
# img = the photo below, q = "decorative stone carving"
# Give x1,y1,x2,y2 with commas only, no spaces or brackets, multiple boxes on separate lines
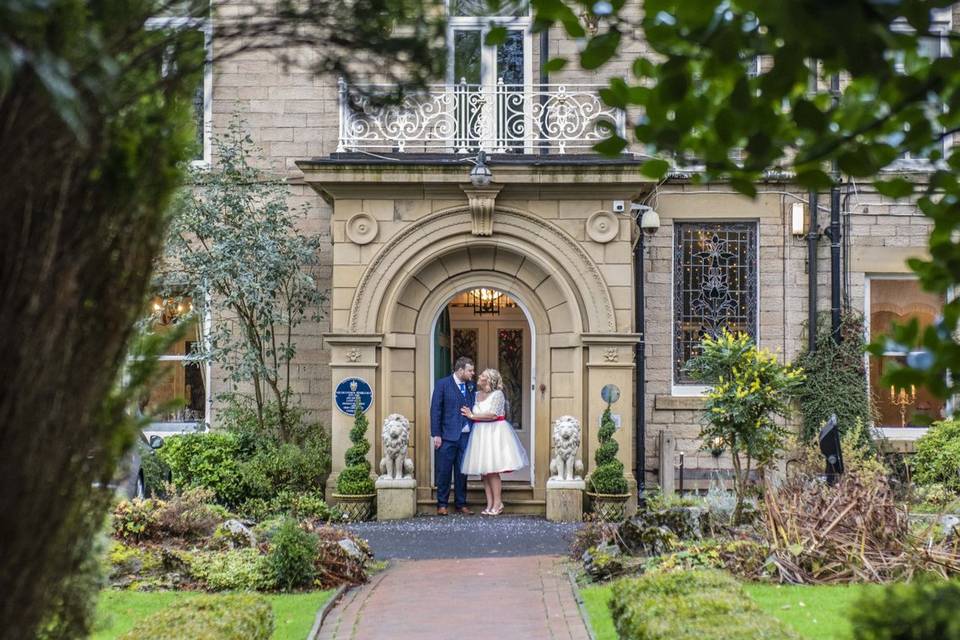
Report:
346,348,361,363
461,185,503,236
379,413,414,480
603,348,619,362
346,212,379,245
586,210,619,243
549,415,584,481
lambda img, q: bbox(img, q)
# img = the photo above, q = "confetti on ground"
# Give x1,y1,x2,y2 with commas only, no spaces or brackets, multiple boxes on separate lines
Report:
345,515,583,559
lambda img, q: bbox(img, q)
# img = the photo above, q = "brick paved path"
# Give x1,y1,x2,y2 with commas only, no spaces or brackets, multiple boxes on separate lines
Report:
316,555,591,640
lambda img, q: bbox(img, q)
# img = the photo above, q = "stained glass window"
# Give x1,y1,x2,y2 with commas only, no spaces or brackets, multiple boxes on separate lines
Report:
673,222,758,384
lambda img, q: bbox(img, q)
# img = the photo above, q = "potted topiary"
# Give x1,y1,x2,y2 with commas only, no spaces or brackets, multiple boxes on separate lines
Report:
331,403,376,521
587,405,630,522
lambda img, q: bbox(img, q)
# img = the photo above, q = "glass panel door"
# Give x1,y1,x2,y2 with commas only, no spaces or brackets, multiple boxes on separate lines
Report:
495,29,526,151
452,29,483,151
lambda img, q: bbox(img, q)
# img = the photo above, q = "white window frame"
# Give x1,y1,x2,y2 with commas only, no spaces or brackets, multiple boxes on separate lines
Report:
864,273,949,438
146,16,213,167
130,293,212,434
446,0,533,152
670,219,761,395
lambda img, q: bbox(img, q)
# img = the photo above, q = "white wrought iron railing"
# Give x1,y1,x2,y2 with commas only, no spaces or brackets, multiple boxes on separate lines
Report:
337,78,627,154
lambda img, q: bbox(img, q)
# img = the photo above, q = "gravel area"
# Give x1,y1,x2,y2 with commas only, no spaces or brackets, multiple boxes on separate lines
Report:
346,515,583,559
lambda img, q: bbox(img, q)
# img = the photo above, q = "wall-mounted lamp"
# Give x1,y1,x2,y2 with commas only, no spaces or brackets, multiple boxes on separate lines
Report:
469,150,492,187
791,202,806,237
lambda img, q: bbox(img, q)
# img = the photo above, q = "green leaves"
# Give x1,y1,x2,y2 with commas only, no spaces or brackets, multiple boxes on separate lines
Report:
580,30,621,70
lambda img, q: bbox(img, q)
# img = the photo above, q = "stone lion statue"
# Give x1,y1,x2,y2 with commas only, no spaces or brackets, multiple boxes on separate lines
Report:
549,415,583,481
379,413,414,480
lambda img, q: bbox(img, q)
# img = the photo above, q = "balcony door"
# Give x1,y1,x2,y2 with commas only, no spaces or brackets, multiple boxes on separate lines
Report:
448,1,532,152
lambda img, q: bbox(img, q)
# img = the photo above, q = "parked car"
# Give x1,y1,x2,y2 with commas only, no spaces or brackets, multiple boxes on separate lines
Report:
111,431,165,499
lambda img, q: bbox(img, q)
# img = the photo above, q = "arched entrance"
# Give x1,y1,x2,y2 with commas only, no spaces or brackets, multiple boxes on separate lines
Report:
431,287,536,484
323,205,639,515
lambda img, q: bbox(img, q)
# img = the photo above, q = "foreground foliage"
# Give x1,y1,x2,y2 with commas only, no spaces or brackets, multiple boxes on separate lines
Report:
849,578,960,640
609,570,800,640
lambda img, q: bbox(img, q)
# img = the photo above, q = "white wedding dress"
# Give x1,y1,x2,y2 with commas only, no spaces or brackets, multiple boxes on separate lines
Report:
461,390,529,475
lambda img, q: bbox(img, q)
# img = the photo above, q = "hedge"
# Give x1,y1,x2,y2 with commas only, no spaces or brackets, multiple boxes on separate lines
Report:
118,594,273,640
609,570,801,640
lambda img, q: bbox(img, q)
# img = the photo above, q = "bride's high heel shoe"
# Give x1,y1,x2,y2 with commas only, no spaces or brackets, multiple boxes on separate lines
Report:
491,503,504,516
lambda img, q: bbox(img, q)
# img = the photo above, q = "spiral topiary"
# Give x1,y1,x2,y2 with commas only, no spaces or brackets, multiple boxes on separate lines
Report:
336,403,374,495
589,406,628,494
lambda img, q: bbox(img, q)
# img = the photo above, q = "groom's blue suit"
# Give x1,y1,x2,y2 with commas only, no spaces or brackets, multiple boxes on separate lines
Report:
430,375,475,509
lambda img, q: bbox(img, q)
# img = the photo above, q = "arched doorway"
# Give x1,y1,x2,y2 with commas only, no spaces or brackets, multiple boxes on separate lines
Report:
431,288,536,483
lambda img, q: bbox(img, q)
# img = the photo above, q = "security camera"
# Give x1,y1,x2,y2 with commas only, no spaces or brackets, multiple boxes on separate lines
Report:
631,203,661,235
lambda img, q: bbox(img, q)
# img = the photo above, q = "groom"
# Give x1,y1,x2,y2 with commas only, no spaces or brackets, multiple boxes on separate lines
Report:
430,356,476,516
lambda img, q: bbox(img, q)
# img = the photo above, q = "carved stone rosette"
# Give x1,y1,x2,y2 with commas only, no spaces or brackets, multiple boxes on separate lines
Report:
461,185,503,236
586,210,619,243
346,212,379,245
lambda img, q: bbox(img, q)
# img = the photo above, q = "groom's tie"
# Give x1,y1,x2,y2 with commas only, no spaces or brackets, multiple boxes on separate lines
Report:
458,382,466,396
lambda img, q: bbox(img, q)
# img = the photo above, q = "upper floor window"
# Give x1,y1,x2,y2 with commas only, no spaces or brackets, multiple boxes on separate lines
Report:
867,277,945,429
146,16,212,165
673,221,759,385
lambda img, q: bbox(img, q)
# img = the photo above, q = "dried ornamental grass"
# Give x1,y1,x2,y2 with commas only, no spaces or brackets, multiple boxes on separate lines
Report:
763,474,960,584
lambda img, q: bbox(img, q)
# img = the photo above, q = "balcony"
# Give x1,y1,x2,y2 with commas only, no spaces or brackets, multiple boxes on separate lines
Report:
337,79,626,155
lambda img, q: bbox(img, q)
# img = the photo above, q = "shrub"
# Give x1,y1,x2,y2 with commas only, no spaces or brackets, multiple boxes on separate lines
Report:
189,549,276,592
787,418,888,482
609,569,800,640
335,404,374,495
112,499,159,542
588,406,628,494
157,432,245,506
913,419,960,492
153,487,224,540
266,519,317,591
119,594,273,640
239,440,329,499
686,330,805,521
238,490,336,522
849,578,960,640
794,312,873,443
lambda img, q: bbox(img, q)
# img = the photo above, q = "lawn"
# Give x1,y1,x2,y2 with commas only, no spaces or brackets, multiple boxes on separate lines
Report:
91,589,334,640
580,580,878,640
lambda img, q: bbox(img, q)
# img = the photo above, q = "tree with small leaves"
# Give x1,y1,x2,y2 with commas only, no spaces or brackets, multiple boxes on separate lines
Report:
589,405,629,495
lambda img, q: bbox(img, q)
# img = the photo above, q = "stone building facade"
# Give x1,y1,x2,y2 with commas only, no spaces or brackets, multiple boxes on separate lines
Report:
144,2,948,515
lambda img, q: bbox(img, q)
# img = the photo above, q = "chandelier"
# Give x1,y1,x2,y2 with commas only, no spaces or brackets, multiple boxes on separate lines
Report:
151,296,193,325
469,288,502,316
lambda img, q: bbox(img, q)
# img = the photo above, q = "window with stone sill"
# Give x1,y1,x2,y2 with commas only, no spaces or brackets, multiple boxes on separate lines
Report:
132,294,210,429
673,221,759,385
867,277,946,428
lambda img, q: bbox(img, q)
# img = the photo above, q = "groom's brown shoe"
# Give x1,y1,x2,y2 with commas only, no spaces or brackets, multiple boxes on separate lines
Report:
456,506,474,515
436,507,448,516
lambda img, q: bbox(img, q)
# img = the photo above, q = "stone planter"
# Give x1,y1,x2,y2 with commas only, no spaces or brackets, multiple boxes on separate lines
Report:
586,491,631,523
332,493,376,522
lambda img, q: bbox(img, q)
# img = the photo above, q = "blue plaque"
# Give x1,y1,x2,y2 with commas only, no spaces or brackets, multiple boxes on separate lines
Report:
335,377,373,416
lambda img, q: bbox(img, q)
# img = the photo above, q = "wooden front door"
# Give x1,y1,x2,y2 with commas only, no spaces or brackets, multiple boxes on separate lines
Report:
449,305,532,482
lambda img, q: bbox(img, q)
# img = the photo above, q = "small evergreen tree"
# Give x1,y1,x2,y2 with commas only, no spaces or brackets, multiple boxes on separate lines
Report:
335,403,374,495
589,406,628,494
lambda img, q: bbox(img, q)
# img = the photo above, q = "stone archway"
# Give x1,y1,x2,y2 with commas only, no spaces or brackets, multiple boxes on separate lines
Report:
325,205,638,514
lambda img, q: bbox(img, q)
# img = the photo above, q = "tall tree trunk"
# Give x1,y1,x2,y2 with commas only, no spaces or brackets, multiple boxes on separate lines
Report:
0,98,173,637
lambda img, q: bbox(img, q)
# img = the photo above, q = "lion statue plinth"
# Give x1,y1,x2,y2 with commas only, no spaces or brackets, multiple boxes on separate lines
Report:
379,413,414,480
549,415,584,481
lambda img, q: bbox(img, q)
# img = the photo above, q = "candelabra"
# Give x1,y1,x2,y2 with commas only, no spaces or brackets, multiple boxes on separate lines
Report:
889,385,917,428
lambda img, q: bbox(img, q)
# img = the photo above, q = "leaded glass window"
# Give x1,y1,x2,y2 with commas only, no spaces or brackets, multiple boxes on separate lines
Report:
673,222,758,384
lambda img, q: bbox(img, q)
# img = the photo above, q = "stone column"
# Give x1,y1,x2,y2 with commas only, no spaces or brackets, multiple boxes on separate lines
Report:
323,334,382,502
583,333,641,517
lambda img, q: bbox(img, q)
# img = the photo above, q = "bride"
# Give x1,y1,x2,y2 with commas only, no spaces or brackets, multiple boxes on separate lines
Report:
460,368,529,515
